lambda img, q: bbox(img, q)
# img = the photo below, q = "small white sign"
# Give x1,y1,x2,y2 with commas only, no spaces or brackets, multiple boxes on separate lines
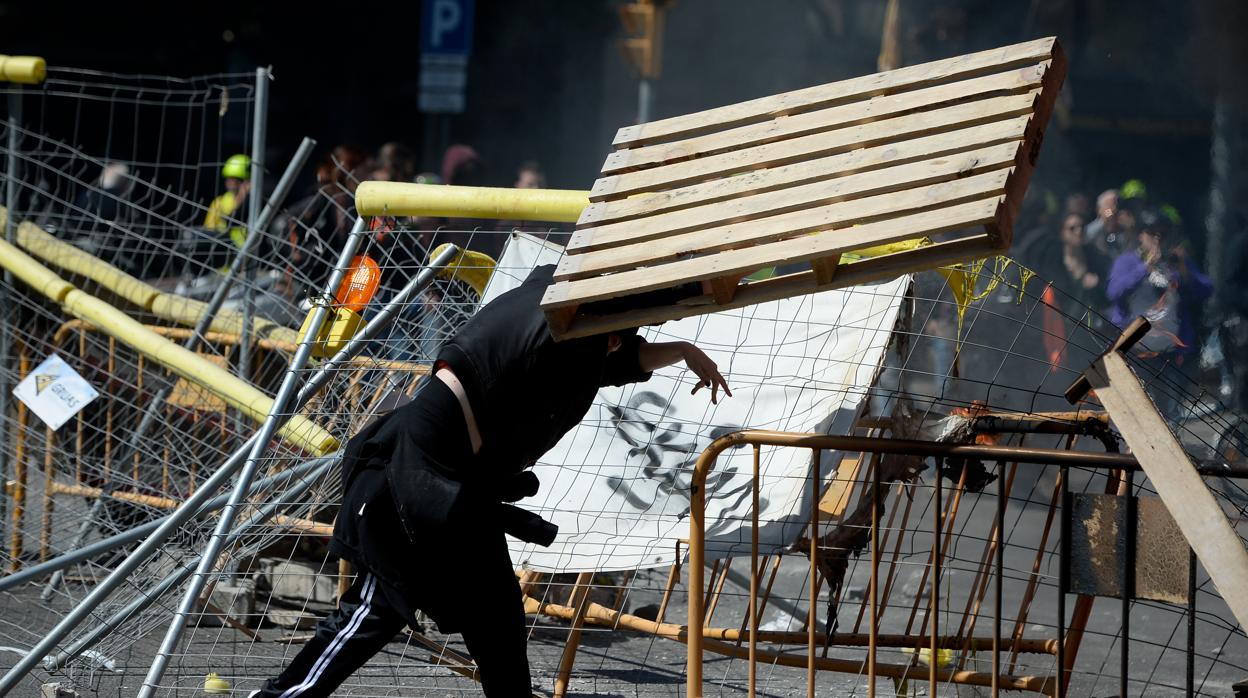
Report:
12,354,100,431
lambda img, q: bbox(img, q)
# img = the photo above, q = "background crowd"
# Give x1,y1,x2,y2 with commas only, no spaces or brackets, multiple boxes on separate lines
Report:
1012,179,1248,414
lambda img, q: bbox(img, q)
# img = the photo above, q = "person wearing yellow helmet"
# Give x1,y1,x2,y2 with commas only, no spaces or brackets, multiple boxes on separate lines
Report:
204,153,252,248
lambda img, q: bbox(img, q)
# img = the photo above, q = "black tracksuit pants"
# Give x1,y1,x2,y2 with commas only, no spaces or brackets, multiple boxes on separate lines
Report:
255,569,530,697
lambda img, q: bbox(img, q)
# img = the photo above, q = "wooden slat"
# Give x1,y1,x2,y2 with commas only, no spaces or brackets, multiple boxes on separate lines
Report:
578,115,1030,229
550,234,996,340
819,454,863,518
543,196,1001,309
603,62,1048,175
570,142,1018,255
590,91,1039,202
612,37,1056,148
556,169,1010,281
1086,352,1248,631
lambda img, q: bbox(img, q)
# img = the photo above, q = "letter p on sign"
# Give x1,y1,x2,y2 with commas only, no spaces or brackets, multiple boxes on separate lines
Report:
422,0,474,56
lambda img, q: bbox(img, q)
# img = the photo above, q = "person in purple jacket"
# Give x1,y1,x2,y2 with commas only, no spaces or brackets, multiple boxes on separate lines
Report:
1106,209,1213,373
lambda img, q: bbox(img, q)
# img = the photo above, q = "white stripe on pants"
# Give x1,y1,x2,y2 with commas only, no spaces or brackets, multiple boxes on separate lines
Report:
278,573,377,697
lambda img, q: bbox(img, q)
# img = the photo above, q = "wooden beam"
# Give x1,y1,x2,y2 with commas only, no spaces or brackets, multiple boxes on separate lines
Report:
1086,352,1248,631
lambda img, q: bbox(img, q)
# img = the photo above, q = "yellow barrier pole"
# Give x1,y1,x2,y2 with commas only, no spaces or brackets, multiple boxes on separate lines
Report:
0,236,337,455
355,181,588,222
3,210,301,345
0,55,46,85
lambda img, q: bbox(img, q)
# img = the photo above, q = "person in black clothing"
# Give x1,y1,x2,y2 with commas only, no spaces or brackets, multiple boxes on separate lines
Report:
255,265,730,697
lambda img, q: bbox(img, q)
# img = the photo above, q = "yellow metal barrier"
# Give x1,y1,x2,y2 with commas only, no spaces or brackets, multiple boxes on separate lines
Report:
355,181,588,222
1,208,301,345
0,235,337,455
0,55,46,85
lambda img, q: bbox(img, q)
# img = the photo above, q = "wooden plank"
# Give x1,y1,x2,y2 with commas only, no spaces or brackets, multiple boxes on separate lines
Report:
557,169,1010,282
548,234,996,340
543,197,1000,310
571,142,1018,254
590,91,1039,202
1086,352,1248,631
611,37,1056,148
603,62,1048,175
819,454,863,518
578,115,1030,229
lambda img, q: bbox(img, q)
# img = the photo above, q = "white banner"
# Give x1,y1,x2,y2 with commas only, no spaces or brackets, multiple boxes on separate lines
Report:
12,353,100,431
486,234,907,572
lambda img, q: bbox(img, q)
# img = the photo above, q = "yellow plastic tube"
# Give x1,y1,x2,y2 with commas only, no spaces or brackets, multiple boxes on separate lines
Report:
5,208,301,345
0,236,338,455
355,181,589,223
0,55,46,85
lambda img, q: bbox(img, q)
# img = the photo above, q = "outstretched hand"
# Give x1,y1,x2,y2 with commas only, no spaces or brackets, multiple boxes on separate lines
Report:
683,343,732,404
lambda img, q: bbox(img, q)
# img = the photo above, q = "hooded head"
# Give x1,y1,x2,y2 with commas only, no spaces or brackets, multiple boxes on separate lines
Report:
441,144,484,186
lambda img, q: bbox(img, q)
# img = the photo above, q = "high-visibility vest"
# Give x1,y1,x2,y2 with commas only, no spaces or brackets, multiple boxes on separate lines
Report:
204,191,247,248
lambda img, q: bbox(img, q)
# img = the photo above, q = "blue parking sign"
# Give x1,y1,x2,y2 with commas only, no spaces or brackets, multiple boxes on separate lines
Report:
422,0,475,56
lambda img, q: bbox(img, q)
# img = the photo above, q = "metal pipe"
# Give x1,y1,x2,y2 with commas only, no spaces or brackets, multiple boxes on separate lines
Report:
994,463,1005,697
138,217,369,695
748,444,759,697
46,454,332,672
0,453,335,592
869,452,880,696
0,236,457,695
1186,548,1196,698
237,67,270,387
1121,470,1135,698
41,135,314,599
1,88,22,556
1057,464,1069,698
807,449,818,698
930,452,941,697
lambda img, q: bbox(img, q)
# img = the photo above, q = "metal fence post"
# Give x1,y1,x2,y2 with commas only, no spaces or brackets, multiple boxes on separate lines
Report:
237,67,270,386
1,87,23,557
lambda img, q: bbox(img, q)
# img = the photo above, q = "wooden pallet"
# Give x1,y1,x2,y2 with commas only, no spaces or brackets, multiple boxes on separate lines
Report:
541,37,1065,340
